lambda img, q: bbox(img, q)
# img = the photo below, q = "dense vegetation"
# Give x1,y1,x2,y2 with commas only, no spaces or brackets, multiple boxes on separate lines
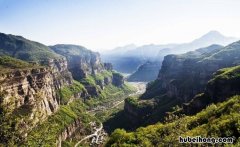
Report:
2,31,239,146
107,64,240,146
0,56,42,73
182,65,240,115
0,33,61,61
0,91,22,146
107,95,240,146
85,83,135,109
49,44,98,59
81,71,112,87
25,71,134,146
25,99,96,146
57,81,86,105
209,65,240,82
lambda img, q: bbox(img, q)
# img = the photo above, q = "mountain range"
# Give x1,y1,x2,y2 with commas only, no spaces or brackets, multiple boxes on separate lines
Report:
1,31,240,146
101,31,238,74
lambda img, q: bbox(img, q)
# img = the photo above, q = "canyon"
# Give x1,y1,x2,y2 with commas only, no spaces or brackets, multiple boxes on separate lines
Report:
0,31,240,146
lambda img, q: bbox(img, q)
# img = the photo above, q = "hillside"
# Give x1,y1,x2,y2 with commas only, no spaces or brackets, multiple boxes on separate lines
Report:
107,95,240,146
0,56,43,73
50,44,105,80
107,65,240,146
0,33,61,62
0,33,136,146
122,41,240,128
143,43,239,100
102,31,237,74
183,65,240,114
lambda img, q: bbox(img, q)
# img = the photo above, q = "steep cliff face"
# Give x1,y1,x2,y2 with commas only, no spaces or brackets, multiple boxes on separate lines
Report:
50,44,124,97
183,65,240,114
128,61,161,82
0,33,131,146
0,58,73,135
142,44,236,101
123,97,155,127
123,43,240,126
57,118,83,146
50,44,104,80
112,72,124,87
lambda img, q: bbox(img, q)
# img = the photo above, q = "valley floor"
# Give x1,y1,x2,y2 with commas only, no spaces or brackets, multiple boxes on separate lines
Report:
73,82,147,147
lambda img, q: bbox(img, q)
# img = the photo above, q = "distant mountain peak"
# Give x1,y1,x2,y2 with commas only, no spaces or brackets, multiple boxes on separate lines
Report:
200,30,225,39
205,30,222,35
191,30,237,47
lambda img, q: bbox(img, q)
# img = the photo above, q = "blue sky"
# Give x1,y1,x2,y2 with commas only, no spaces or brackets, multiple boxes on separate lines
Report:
1,0,240,50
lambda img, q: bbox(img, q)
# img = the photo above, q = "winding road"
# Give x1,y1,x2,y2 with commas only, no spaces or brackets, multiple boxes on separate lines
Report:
75,82,147,146
74,123,103,147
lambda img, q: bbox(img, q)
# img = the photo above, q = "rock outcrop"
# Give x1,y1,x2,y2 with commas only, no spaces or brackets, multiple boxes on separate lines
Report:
104,63,113,71
50,44,105,80
0,58,73,134
112,72,124,87
183,65,240,114
123,97,155,127
123,42,240,126
50,44,124,94
57,118,84,146
142,44,233,101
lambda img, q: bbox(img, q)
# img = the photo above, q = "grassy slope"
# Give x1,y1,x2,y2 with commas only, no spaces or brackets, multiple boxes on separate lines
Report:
0,56,43,73
49,44,94,57
106,95,240,146
57,80,86,105
0,33,61,61
106,65,240,146
209,65,240,82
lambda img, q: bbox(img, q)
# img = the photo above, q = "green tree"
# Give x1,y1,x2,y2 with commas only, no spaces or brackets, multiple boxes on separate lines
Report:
0,91,21,146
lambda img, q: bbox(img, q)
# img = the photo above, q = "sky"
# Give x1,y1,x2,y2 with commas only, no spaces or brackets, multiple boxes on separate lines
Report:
1,0,240,51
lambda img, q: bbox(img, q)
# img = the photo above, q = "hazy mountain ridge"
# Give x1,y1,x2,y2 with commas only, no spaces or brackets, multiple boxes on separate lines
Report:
0,33,61,62
102,31,238,74
128,44,223,82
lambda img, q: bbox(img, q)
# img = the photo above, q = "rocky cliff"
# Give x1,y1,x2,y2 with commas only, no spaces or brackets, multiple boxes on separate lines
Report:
123,42,240,126
0,58,73,136
142,44,228,101
50,44,105,80
50,44,124,96
183,65,240,114
57,118,83,146
0,33,129,146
